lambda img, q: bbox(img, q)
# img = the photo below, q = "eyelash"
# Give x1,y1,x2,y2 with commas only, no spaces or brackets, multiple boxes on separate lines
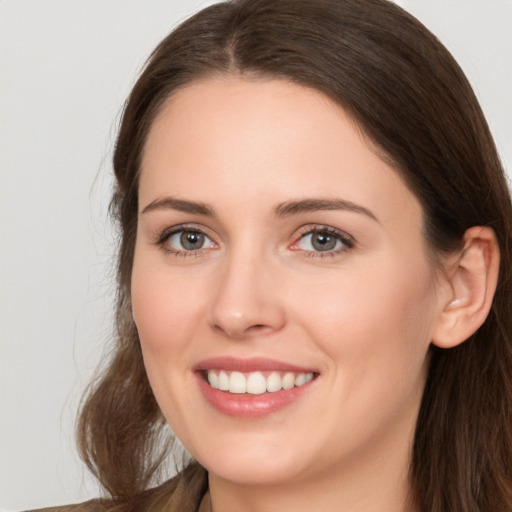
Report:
154,224,355,258
291,225,355,258
155,224,216,257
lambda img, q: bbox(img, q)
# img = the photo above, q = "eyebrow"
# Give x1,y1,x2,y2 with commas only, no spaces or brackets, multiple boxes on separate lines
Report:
274,198,378,222
141,197,215,216
140,196,378,222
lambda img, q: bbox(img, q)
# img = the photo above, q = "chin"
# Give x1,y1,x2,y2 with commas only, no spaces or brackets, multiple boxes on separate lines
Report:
202,453,307,486
185,428,313,486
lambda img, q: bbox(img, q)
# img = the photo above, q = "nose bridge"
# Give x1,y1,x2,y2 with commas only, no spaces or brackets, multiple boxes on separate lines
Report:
209,239,286,339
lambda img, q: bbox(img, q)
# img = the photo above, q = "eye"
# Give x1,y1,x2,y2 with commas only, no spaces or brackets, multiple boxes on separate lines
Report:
161,228,216,253
291,226,354,255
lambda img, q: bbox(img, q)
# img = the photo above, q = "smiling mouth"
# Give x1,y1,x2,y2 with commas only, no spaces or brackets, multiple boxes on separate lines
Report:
205,370,315,395
195,358,319,417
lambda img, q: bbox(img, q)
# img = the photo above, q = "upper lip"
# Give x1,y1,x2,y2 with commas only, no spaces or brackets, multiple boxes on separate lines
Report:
193,356,317,374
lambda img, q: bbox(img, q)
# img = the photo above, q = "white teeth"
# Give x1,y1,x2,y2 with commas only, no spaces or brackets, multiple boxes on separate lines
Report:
207,371,219,389
206,369,315,394
218,370,229,391
266,372,282,392
295,373,306,386
246,372,267,395
229,371,247,393
282,372,295,390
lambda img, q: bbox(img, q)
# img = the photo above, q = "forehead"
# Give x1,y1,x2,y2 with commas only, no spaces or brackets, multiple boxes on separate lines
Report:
139,77,421,229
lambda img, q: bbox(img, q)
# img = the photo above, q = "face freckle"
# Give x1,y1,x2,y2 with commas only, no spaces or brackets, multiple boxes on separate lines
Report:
131,77,446,490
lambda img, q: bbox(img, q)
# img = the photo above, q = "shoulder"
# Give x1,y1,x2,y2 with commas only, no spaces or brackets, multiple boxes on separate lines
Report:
25,463,208,512
23,502,107,512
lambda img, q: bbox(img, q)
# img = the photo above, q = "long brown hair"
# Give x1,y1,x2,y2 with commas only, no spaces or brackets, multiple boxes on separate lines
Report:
77,0,512,510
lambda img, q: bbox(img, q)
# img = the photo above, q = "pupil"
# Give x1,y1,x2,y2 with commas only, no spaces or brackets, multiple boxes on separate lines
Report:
181,231,204,250
312,232,336,251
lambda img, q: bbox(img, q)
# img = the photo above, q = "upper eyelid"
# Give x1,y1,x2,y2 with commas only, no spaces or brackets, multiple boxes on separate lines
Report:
155,223,216,243
292,224,354,242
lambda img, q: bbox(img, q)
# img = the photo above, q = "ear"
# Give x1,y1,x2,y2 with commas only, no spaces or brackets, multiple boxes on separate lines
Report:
432,226,500,349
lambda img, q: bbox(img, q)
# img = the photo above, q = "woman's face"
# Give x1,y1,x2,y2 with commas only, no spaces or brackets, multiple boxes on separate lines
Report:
132,78,448,487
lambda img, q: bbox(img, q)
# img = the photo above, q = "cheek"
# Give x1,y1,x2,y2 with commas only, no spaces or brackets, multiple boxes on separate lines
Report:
293,254,437,385
130,256,213,431
131,258,210,364
293,259,437,445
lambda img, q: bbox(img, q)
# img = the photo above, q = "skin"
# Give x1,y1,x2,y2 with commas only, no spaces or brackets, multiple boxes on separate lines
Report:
132,77,454,512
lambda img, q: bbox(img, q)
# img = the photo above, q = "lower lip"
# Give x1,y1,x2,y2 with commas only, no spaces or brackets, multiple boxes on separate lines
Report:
195,373,315,418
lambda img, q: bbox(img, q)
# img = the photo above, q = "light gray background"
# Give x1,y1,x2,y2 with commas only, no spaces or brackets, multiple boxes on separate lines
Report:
1,1,511,510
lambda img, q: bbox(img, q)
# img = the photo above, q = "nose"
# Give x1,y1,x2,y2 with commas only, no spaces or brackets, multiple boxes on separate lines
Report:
208,249,287,340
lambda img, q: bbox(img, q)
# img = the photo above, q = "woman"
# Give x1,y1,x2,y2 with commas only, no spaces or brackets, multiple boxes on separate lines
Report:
33,0,512,511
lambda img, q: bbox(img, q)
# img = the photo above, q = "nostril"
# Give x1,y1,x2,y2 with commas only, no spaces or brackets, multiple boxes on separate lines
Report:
213,322,274,339
249,324,266,331
246,324,271,335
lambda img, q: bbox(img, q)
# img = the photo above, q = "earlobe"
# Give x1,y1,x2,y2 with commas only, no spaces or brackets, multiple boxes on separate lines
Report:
432,226,500,349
